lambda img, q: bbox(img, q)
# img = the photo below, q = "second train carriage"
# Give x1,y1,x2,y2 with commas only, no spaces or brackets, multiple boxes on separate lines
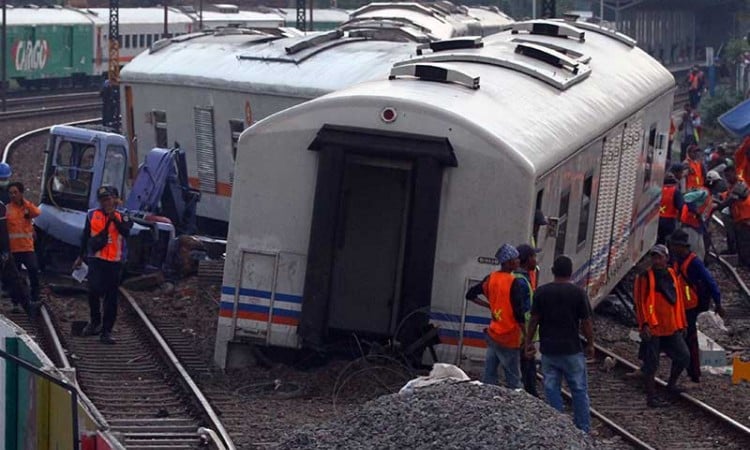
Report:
119,1,514,234
213,20,676,368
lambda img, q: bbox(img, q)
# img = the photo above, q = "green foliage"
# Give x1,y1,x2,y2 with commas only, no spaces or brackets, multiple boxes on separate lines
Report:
722,38,750,66
699,86,744,129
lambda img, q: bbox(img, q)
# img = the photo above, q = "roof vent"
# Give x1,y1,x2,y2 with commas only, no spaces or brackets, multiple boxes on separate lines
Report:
417,36,483,55
389,63,480,90
563,20,636,47
515,42,582,74
511,38,591,63
511,20,585,42
285,29,343,55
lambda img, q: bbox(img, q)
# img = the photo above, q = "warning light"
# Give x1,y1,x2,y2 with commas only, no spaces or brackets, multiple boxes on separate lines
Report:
381,107,397,123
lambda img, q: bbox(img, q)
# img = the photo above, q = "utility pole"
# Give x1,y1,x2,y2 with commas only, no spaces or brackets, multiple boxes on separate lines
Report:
296,0,306,32
199,0,203,30
309,0,314,31
1,0,6,112
163,3,168,39
541,0,556,18
108,0,120,130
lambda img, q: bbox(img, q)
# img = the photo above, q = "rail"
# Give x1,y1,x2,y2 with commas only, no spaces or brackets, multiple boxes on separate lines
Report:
0,103,101,121
594,343,750,438
2,92,100,109
120,288,237,450
2,117,101,163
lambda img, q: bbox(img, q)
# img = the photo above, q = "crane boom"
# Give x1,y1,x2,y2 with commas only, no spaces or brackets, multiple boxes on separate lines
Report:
541,0,556,18
296,0,306,31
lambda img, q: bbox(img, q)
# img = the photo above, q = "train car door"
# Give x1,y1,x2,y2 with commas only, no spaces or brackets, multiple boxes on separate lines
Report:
327,157,411,335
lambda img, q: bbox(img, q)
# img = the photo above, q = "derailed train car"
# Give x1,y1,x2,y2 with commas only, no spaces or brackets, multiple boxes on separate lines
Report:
119,1,514,233
214,20,676,368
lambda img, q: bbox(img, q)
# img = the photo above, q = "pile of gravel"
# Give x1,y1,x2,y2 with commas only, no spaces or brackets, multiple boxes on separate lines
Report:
279,381,595,449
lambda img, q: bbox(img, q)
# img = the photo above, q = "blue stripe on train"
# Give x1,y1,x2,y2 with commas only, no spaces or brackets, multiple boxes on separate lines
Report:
221,286,303,304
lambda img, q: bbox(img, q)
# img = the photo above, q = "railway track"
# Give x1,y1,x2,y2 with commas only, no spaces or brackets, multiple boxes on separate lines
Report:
1,91,100,110
0,102,102,122
575,343,750,449
2,283,234,449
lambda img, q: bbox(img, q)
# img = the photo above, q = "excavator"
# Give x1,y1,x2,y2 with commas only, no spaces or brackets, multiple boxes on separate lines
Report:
33,124,201,274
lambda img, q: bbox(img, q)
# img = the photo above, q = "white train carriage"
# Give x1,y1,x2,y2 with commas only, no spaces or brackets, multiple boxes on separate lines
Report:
85,7,195,76
182,4,285,29
119,2,514,233
213,20,676,368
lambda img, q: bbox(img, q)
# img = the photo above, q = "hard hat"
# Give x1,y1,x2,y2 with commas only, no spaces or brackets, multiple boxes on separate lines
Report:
0,162,11,179
707,170,722,182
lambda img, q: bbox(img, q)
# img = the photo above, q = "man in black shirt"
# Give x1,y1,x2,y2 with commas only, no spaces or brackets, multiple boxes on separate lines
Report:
525,255,594,433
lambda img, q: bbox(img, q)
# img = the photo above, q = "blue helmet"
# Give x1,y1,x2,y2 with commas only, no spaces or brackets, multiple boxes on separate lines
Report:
0,162,11,179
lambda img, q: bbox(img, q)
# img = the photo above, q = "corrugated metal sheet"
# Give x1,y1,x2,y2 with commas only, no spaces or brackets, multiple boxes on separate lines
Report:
588,128,622,297
194,107,217,193
608,117,643,279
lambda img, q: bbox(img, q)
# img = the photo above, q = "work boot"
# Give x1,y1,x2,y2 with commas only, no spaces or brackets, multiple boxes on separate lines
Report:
82,323,102,336
645,377,668,408
100,332,116,345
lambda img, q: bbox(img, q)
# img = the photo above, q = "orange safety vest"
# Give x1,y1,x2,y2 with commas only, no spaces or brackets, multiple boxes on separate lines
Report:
680,189,711,230
685,159,705,191
482,271,522,348
659,185,680,219
673,253,699,310
6,200,40,253
688,71,703,90
735,136,750,181
731,193,750,224
89,209,124,262
634,268,686,336
529,269,538,291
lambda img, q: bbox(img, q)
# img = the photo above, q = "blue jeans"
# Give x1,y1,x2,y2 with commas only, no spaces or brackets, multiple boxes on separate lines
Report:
541,352,591,433
483,339,521,389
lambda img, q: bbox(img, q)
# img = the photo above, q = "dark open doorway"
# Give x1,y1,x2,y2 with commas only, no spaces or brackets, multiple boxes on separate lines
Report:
299,125,457,349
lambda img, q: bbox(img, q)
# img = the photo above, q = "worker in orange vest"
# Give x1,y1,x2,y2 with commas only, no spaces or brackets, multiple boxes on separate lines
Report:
668,230,724,383
466,244,529,389
679,187,711,260
73,186,133,344
6,182,41,303
515,243,540,397
687,65,705,108
734,135,750,181
717,166,750,266
634,245,689,407
658,164,685,244
683,144,707,192
0,188,33,315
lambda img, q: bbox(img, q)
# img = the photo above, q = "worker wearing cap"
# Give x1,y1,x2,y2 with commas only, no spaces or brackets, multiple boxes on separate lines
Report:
6,182,41,303
73,186,133,344
634,245,689,407
466,244,529,389
515,244,541,397
658,164,685,245
667,230,724,383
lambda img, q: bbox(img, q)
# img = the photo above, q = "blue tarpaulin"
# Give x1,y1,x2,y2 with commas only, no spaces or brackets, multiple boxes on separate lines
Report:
719,98,750,137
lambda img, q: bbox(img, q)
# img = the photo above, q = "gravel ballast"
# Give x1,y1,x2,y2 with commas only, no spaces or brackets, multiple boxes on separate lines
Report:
279,381,595,450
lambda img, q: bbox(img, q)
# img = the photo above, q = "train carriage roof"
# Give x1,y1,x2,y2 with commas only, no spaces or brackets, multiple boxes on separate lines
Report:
121,30,417,98
248,21,676,176
120,4,512,95
0,6,93,25
84,8,195,25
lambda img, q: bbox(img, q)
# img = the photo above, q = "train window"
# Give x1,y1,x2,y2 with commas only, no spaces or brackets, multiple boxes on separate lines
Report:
117,35,122,48
154,34,160,42
139,34,145,48
103,146,127,196
643,124,657,191
153,110,168,148
577,174,593,248
229,119,246,162
533,188,544,246
52,141,95,200
554,189,570,259
146,34,153,47
124,35,130,49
